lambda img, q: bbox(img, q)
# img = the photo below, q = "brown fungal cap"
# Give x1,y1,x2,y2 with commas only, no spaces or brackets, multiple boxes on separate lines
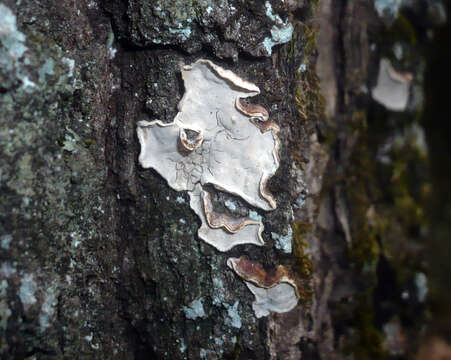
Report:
227,257,298,294
235,98,269,121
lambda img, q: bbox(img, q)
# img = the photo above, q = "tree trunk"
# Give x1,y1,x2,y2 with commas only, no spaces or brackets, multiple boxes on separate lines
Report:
0,0,444,359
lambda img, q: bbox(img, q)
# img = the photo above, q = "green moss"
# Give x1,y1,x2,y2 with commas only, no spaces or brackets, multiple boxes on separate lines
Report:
287,14,324,307
390,14,417,46
377,13,421,69
346,112,379,261
291,222,314,304
83,138,96,148
351,292,388,360
192,0,203,20
293,23,325,126
338,111,384,357
337,101,429,356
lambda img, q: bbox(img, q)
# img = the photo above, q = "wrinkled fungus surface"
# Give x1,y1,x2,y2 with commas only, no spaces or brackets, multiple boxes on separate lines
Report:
227,257,299,318
137,59,280,251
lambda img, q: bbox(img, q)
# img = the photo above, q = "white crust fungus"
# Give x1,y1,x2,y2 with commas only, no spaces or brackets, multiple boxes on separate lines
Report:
246,282,298,318
137,59,280,251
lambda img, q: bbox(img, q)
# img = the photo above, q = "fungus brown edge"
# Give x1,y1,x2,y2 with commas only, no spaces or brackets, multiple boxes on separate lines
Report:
259,124,281,210
179,127,204,151
227,256,300,298
235,98,269,121
201,189,264,242
383,58,413,84
182,59,261,94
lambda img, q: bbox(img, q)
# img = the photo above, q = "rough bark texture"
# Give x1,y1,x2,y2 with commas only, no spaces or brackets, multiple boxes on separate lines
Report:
0,0,445,359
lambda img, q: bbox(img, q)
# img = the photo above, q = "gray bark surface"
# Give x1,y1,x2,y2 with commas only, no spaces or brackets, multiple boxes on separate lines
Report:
0,0,439,359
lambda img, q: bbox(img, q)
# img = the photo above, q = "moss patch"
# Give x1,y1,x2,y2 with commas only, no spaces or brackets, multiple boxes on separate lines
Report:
291,222,314,305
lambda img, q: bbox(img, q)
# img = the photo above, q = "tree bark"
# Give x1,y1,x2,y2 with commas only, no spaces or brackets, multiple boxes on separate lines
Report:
0,0,442,359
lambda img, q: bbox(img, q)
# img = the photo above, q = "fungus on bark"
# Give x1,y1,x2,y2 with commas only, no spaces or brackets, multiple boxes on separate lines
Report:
189,184,264,252
137,59,280,251
371,58,413,111
227,257,300,318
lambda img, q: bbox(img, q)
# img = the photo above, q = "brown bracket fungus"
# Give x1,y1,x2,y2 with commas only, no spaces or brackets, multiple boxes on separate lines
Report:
137,60,280,251
227,257,300,318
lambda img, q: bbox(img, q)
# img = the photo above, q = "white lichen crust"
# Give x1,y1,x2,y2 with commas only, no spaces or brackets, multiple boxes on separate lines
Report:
137,59,280,251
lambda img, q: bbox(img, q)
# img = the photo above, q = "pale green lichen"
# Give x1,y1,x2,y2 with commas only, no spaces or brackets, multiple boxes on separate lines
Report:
179,338,187,353
183,297,206,320
0,235,12,250
263,24,294,55
0,4,28,70
262,1,294,55
168,26,192,40
39,282,58,330
224,301,242,329
271,226,293,253
200,348,207,359
19,274,37,311
39,58,55,83
374,0,403,20
62,57,75,77
224,199,237,212
0,280,11,331
0,263,16,278
415,272,428,302
265,1,283,24
248,210,262,222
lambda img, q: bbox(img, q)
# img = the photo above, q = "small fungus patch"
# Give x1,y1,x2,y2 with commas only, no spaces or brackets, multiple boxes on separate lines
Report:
371,58,412,111
227,257,300,318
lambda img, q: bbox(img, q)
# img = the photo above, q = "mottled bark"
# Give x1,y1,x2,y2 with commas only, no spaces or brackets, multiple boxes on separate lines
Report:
0,0,444,359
